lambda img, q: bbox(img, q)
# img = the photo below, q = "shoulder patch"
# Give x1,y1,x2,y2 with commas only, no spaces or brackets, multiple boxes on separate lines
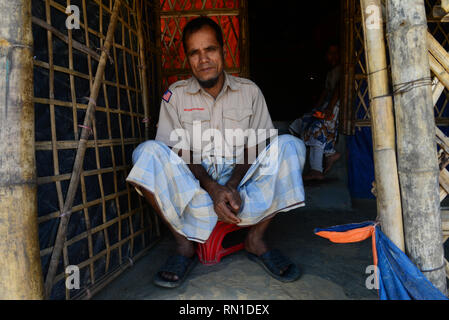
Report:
162,89,173,103
233,76,254,85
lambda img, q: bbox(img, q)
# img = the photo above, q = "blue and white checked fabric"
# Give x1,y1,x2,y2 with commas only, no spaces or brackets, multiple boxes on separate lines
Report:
126,134,306,243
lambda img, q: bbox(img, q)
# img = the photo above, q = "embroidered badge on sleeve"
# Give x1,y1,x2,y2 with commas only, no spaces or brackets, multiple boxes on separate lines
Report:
162,89,173,103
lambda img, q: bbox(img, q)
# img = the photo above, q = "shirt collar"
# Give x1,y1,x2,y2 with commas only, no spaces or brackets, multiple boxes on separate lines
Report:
186,71,239,94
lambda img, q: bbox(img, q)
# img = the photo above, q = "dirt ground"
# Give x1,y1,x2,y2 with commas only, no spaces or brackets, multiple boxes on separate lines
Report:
94,199,379,300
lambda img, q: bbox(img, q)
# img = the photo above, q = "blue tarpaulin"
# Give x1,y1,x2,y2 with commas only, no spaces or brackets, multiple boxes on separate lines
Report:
315,222,448,300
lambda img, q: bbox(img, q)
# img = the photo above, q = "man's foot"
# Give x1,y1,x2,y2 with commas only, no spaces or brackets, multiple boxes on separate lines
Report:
153,253,198,288
159,241,195,282
244,227,289,276
247,249,301,282
303,169,325,181
324,152,341,174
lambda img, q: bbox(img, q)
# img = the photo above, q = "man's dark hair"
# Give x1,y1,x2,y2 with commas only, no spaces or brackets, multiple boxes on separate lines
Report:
182,17,224,52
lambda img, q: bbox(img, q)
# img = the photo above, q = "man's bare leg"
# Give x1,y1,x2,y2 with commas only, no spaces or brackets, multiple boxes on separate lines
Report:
244,217,289,275
137,185,195,281
244,218,271,256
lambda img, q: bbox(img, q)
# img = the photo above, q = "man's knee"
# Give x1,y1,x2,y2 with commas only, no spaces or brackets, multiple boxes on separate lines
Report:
275,134,306,154
132,140,170,164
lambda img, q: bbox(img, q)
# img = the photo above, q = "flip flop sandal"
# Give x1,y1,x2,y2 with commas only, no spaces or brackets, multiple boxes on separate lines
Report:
247,249,301,283
153,254,198,288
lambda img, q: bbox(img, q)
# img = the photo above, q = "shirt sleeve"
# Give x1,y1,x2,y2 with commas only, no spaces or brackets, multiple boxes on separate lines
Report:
249,85,275,131
154,97,183,148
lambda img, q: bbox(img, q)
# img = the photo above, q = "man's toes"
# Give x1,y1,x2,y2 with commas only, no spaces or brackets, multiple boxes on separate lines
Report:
162,271,178,281
280,266,289,275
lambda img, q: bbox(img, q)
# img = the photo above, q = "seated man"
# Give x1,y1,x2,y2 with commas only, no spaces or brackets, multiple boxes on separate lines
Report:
289,44,342,181
126,17,306,288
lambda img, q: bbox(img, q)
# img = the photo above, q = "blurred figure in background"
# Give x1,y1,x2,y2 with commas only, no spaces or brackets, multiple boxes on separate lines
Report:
289,43,342,181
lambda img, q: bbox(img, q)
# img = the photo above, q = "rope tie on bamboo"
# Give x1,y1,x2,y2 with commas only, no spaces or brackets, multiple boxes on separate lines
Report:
369,76,433,102
78,124,93,136
85,288,92,299
59,210,71,218
96,46,113,64
420,263,446,273
366,67,388,77
128,256,134,267
138,64,147,70
0,42,33,50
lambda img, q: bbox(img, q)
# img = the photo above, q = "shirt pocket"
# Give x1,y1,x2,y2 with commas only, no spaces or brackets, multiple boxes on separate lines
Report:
223,107,253,131
180,110,211,143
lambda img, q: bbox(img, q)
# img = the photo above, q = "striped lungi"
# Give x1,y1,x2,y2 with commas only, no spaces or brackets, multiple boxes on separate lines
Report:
126,134,306,243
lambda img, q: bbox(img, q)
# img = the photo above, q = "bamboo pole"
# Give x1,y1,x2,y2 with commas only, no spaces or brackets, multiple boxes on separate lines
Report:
386,0,447,294
340,0,350,134
360,0,405,251
347,0,356,135
44,0,122,298
239,0,250,78
136,0,150,140
443,0,449,13
0,0,44,300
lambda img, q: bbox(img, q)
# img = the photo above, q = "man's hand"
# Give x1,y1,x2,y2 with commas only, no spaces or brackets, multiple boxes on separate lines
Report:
206,182,242,224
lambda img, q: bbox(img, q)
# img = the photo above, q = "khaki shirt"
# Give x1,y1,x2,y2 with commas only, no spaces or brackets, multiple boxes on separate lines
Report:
155,72,275,159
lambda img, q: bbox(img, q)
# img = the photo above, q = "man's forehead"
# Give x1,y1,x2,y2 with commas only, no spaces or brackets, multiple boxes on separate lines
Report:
185,26,221,51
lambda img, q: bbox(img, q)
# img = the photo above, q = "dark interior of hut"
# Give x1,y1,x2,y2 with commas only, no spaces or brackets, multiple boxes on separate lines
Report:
248,0,341,121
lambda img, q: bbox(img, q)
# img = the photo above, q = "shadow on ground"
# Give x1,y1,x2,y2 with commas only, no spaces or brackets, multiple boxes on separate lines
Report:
94,199,379,300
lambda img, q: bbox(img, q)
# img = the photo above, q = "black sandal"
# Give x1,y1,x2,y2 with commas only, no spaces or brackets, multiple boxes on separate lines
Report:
247,249,301,282
153,254,198,288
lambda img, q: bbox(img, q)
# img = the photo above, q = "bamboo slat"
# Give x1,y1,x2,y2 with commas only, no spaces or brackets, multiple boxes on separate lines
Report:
0,0,44,300
360,0,404,251
31,0,160,300
386,0,447,294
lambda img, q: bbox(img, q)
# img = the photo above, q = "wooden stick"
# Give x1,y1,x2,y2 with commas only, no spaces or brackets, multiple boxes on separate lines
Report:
0,0,44,299
442,0,449,13
136,0,150,140
44,0,122,299
360,0,405,251
386,0,447,294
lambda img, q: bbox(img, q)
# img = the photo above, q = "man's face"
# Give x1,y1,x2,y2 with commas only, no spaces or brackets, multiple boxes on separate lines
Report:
184,26,224,87
326,45,340,67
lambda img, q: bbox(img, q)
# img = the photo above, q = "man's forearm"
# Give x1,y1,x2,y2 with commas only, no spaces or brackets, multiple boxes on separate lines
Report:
187,162,218,192
226,163,251,189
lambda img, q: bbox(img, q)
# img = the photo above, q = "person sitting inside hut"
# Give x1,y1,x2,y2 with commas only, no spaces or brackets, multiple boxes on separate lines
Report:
126,17,307,288
289,43,342,181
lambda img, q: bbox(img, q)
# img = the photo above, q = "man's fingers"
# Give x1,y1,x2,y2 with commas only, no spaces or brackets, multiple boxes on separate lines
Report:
225,190,242,212
216,202,241,224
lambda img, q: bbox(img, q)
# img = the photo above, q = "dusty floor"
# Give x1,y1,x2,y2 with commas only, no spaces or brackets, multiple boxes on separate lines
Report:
94,198,379,300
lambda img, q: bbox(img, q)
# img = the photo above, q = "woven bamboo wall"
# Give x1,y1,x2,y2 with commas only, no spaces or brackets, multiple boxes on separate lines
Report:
159,0,249,89
32,0,160,300
342,0,449,133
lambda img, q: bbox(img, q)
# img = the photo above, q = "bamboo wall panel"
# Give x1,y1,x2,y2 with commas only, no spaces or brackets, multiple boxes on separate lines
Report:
32,0,159,299
351,0,449,129
158,0,248,89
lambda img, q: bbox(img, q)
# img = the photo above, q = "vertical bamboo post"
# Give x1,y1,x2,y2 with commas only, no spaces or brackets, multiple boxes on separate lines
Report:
360,0,405,251
0,0,44,299
44,0,122,298
344,0,356,135
386,0,447,294
136,0,150,140
341,0,355,135
239,0,250,78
